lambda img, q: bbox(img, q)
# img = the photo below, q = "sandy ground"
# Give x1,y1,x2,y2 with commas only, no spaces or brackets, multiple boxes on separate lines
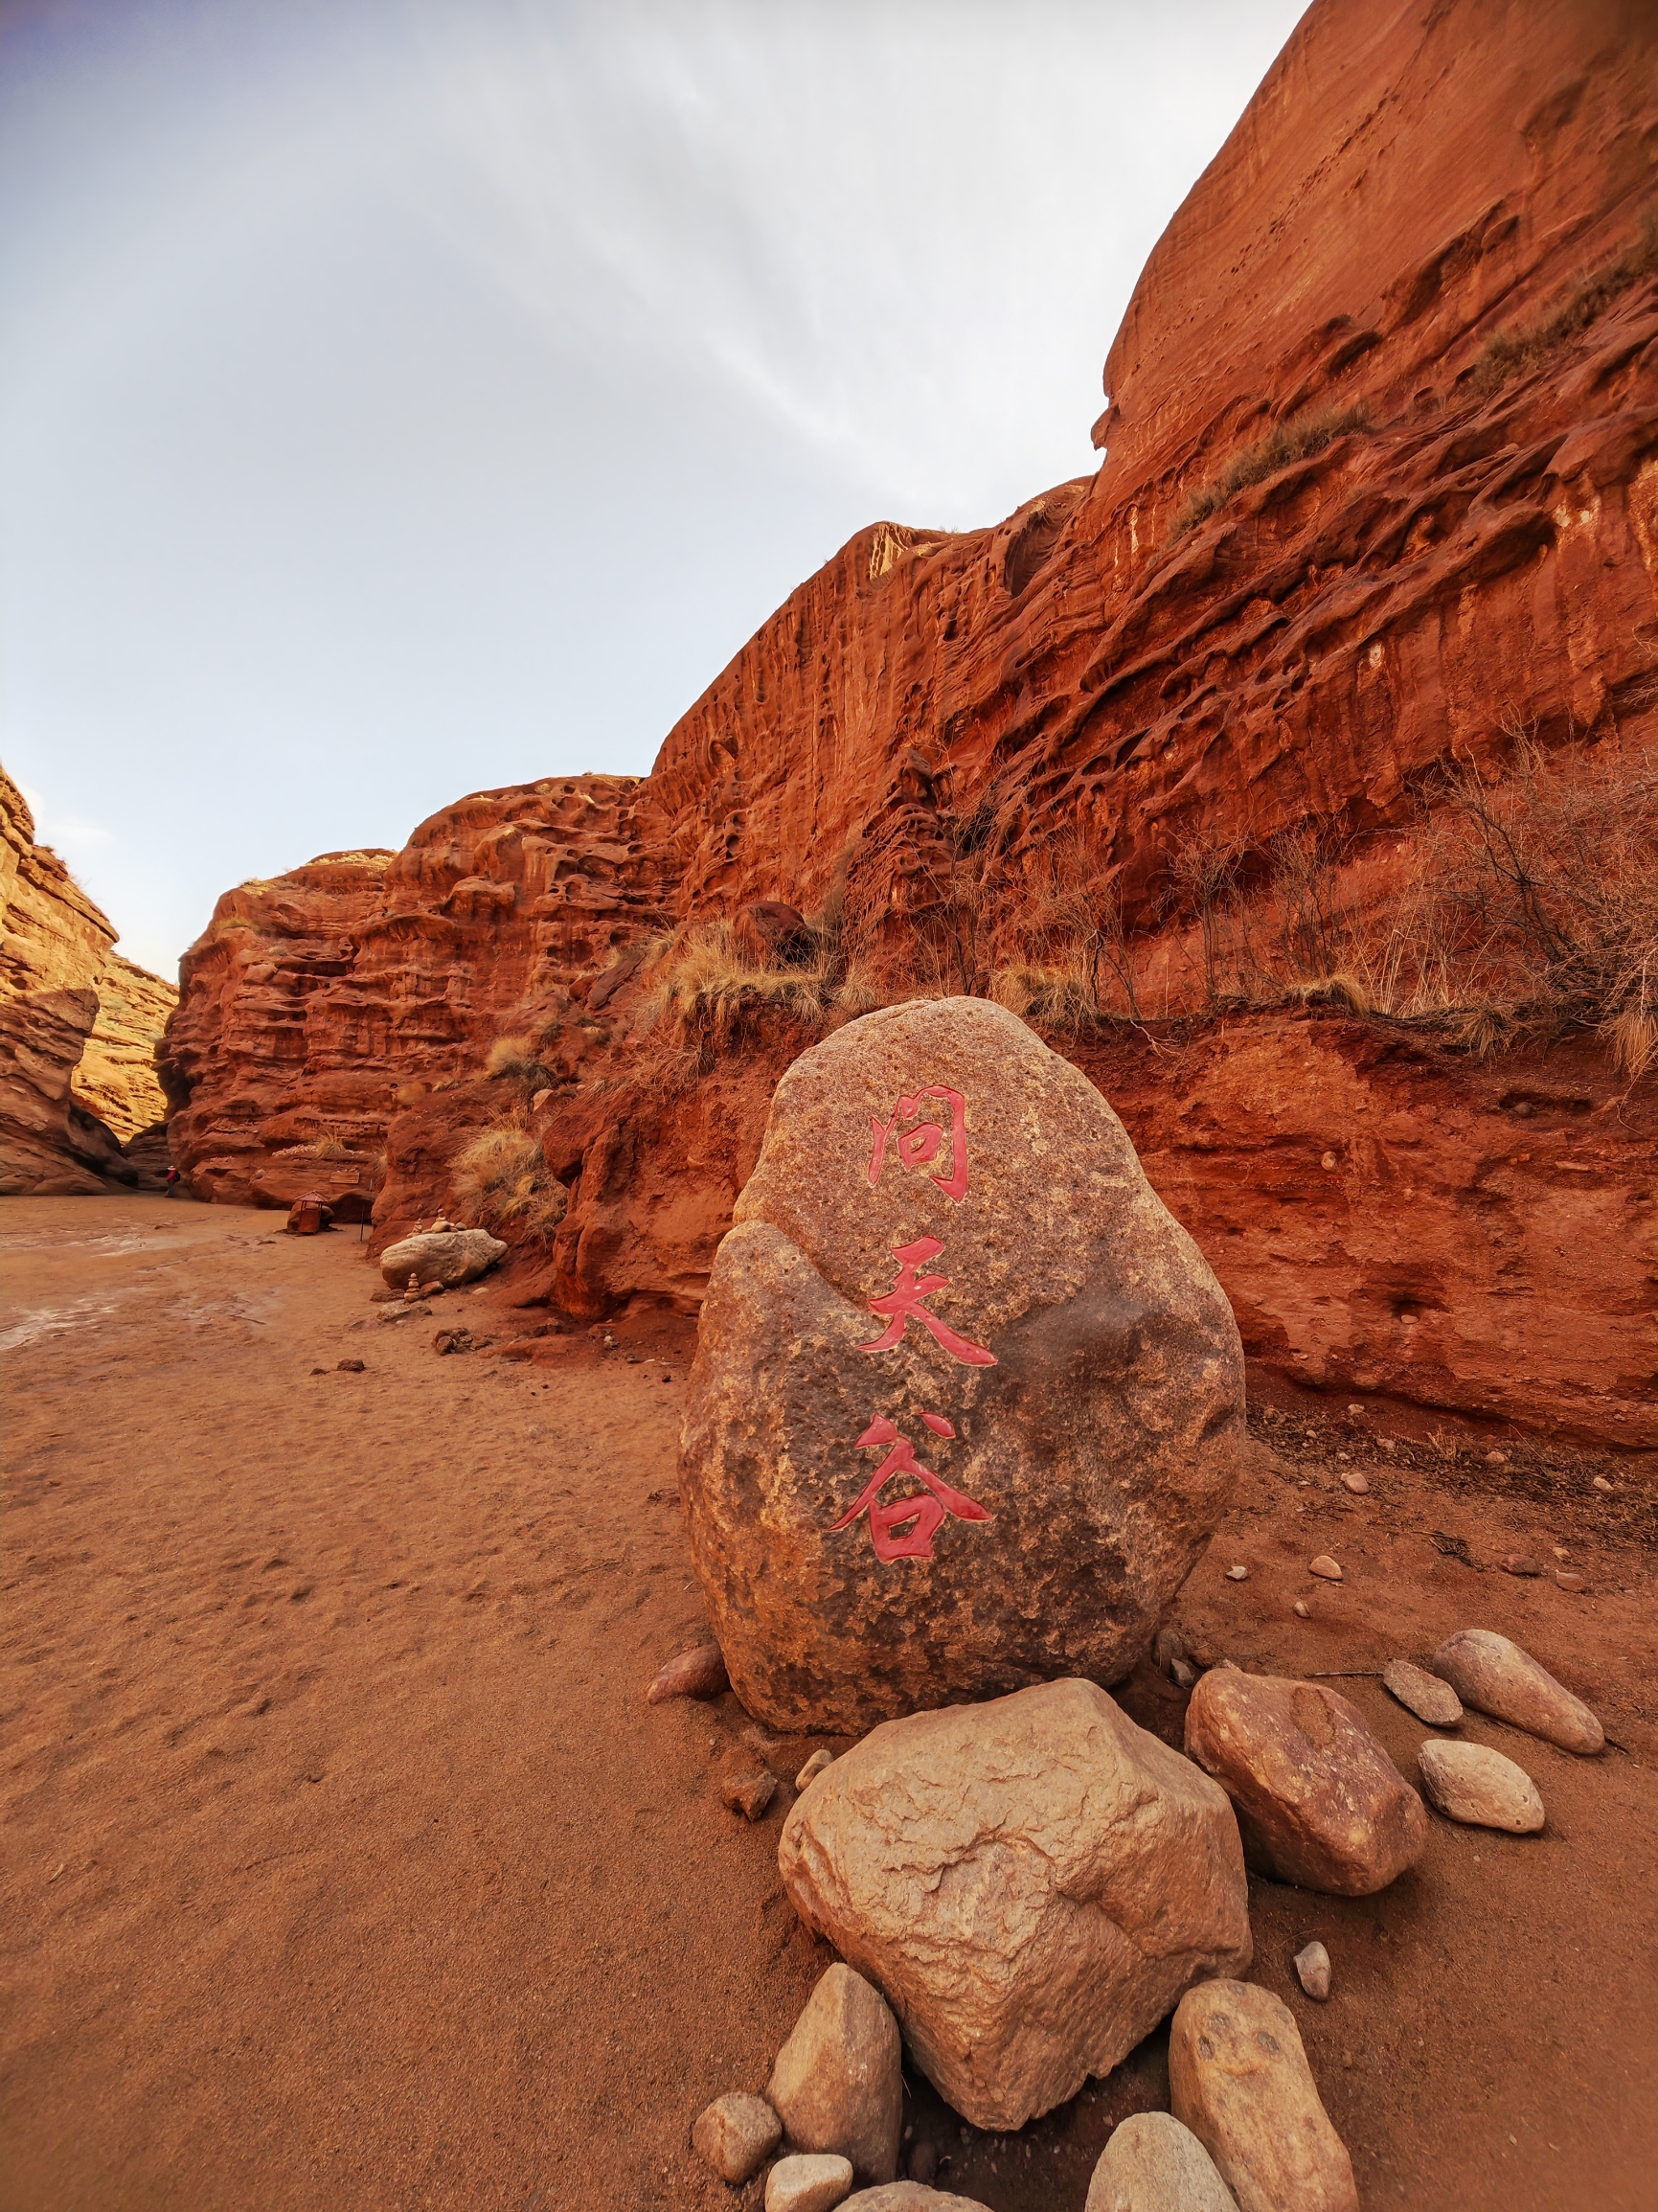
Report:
2,1194,1654,2212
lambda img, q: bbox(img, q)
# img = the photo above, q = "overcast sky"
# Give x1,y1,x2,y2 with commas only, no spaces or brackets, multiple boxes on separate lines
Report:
2,0,1305,978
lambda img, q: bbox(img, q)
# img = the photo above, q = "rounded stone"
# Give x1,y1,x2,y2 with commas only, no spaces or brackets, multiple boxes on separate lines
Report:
1429,1629,1603,1754
1418,1740,1545,1832
679,999,1245,1732
766,2154,856,2212
1085,2110,1238,2211
1293,1940,1331,2000
692,2090,783,2184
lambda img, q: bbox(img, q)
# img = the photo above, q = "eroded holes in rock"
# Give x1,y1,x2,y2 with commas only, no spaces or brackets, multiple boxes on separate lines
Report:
1500,1090,1591,1117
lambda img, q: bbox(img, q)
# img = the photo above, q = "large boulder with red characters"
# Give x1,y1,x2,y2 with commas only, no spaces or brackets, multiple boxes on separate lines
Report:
678,997,1243,1732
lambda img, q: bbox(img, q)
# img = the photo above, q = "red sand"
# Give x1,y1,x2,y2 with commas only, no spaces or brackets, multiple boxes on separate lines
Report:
3,1196,1654,2210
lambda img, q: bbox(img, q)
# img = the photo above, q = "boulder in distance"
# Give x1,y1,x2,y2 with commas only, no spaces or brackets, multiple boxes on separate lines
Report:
1184,1668,1427,1895
680,998,1245,1731
379,1226,506,1289
778,1678,1252,2131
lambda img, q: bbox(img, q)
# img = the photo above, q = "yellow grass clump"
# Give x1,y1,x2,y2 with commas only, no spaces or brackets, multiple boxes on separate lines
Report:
451,1116,568,1243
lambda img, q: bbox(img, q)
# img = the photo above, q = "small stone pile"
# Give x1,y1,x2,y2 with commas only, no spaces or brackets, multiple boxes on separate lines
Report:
680,1627,1604,2211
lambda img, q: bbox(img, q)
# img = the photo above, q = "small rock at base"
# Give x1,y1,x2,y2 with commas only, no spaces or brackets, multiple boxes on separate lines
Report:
905,2140,938,2184
796,1748,836,1791
766,1964,902,2184
1170,1657,1198,1691
1418,1740,1545,1833
1499,1555,1543,1577
1592,1475,1614,1493
692,2091,782,2184
1339,1471,1369,1494
1294,1940,1331,2001
1555,1570,1585,1591
1293,1602,1309,1620
646,1643,730,1704
718,1756,778,1820
336,1357,365,1373
1084,2109,1237,2212
1170,1980,1355,2212
1381,1659,1462,1727
767,2153,855,2212
1430,1628,1602,1754
1226,1564,1250,1582
1308,1556,1342,1581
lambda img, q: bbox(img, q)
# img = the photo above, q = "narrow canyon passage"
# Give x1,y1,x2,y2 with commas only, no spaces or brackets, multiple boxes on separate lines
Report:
2,1197,1654,2211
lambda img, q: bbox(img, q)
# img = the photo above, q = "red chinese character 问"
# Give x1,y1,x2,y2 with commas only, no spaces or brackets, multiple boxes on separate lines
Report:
832,1412,990,1562
868,1085,969,1203
859,1235,997,1367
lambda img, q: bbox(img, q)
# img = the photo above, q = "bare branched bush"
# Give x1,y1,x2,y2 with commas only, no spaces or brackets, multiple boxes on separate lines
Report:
1170,400,1373,540
451,1115,569,1242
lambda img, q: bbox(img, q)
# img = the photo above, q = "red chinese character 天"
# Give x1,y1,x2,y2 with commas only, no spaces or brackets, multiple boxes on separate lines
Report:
859,1235,997,1367
868,1085,969,1203
832,1412,990,1562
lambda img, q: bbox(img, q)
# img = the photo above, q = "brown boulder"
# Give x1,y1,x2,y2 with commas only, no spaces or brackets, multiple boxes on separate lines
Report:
645,1643,730,1703
777,1678,1252,2132
379,1227,507,1289
1184,1669,1427,1896
680,998,1244,1731
1430,1630,1603,1755
692,2091,782,2184
1170,1980,1356,2212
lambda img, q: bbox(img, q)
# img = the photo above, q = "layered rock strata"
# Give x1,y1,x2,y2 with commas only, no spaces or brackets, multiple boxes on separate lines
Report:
1,769,174,1194
160,0,1658,1449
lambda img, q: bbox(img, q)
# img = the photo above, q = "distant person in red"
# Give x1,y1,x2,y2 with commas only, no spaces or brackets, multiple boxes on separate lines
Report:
165,1167,182,1198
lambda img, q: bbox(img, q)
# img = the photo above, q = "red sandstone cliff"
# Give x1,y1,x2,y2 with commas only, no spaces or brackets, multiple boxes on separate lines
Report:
0,769,175,1195
161,0,1658,1450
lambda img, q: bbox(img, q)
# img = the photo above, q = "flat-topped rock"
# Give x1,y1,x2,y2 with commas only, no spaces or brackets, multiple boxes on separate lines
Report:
778,1678,1252,2131
1430,1630,1603,1754
1184,1668,1427,1895
1382,1658,1462,1727
680,998,1245,1731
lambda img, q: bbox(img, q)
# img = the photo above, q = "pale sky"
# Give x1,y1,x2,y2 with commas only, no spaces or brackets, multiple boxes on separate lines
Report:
2,0,1306,979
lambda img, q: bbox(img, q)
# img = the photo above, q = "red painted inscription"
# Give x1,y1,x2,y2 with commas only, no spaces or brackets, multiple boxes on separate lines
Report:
868,1085,969,1203
859,1235,997,1367
832,1414,991,1562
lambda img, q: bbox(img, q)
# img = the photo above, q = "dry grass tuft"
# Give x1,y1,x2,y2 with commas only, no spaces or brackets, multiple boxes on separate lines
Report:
641,920,831,1049
485,1034,554,1087
451,1116,568,1243
1472,208,1658,395
1170,401,1373,540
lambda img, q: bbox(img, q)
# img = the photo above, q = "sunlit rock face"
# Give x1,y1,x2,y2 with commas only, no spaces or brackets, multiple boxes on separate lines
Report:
162,0,1658,1449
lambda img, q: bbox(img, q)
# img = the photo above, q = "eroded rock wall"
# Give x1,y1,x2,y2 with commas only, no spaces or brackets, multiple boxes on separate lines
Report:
161,0,1658,1448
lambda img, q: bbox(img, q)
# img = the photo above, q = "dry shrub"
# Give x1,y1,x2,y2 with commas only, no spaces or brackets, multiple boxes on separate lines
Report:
1472,208,1658,395
642,919,830,1049
451,1116,568,1242
486,1034,554,1086
1170,401,1373,540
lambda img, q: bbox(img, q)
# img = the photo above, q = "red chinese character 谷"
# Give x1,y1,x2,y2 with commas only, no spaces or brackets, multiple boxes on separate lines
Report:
868,1085,969,1203
859,1235,997,1366
832,1412,990,1562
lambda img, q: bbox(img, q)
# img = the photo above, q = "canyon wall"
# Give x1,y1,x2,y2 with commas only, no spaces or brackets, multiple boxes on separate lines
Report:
161,0,1658,1450
1,770,176,1193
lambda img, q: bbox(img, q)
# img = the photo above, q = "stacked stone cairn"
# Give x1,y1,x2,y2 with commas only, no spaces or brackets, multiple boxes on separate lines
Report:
663,1004,1606,2210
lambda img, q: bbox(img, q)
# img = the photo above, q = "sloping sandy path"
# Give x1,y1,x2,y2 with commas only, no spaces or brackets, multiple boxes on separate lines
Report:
3,1195,1655,2211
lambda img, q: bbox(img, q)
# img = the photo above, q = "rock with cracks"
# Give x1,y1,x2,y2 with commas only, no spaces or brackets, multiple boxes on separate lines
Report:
765,1965,902,2186
1085,2110,1239,2211
1183,1668,1427,1896
378,1227,506,1290
778,1678,1252,2131
1429,1630,1603,1754
680,998,1245,1731
1170,1979,1357,2212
